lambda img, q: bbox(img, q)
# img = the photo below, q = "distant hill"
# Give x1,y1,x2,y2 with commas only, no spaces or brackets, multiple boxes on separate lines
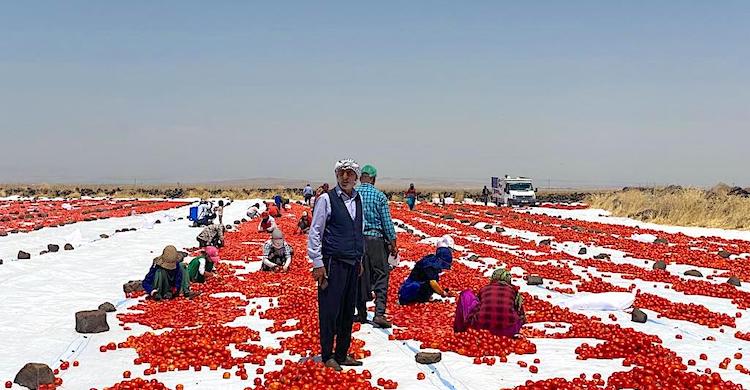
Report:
194,177,488,191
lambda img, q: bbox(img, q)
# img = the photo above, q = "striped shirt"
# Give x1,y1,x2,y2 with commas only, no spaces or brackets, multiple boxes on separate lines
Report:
356,183,396,241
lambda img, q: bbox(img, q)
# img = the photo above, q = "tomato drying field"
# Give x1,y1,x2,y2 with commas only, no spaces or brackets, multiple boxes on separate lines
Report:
1,198,749,389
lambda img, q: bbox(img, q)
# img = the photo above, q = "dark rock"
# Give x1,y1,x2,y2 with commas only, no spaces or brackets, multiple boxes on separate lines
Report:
578,247,587,255
14,362,55,389
728,187,750,197
527,275,543,285
39,250,48,255
441,214,454,220
727,276,741,287
631,209,658,220
75,310,109,333
0,230,7,236
495,227,505,233
100,234,109,239
684,269,703,278
653,238,669,245
718,250,732,259
415,351,442,364
631,308,647,323
47,244,60,252
225,225,232,230
154,219,161,224
484,225,493,230
0,259,3,265
17,251,31,260
652,260,667,270
234,220,241,225
539,239,552,246
406,228,414,234
123,280,144,294
241,218,248,223
468,255,479,262
593,253,610,260
98,302,116,312
64,243,74,250
459,219,470,224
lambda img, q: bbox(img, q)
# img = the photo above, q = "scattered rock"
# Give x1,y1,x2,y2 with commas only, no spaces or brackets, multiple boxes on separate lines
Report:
593,253,610,260
100,234,109,239
727,276,741,287
0,259,3,265
241,218,248,223
538,239,552,246
632,209,658,220
98,302,116,312
225,225,232,230
631,308,647,323
17,251,31,260
154,219,161,224
64,243,74,250
484,225,493,230
39,250,48,255
14,363,54,389
47,244,60,252
718,250,732,259
415,352,442,364
123,280,144,294
75,310,109,333
467,255,479,262
406,228,414,234
653,238,669,245
441,214,454,220
684,269,703,278
652,260,667,270
527,275,544,285
234,220,241,225
578,247,587,255
495,227,505,233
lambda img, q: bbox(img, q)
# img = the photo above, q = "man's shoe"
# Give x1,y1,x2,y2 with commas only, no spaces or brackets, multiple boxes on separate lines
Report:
353,314,368,323
163,292,173,300
324,358,342,372
337,356,363,366
372,316,392,328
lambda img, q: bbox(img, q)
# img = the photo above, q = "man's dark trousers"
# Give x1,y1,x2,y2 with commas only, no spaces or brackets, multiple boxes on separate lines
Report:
318,257,359,362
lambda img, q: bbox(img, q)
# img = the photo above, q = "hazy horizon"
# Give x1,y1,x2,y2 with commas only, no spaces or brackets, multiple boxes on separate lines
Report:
1,2,748,187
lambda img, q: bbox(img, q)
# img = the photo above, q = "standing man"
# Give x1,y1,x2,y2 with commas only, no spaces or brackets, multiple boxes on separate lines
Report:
308,158,365,372
482,185,491,206
303,184,314,206
355,165,398,328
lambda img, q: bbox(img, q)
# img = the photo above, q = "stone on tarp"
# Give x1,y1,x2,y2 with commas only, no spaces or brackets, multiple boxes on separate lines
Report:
39,250,48,255
718,250,732,259
684,269,703,278
100,234,109,239
415,352,442,364
467,255,479,262
727,276,741,287
484,225,493,230
14,363,54,389
64,243,74,250
631,308,647,323
234,220,241,225
154,219,161,224
75,310,109,333
527,275,543,285
539,239,552,246
98,302,116,312
652,260,667,270
47,244,60,252
123,280,144,294
578,247,587,255
18,251,31,260
653,238,669,245
495,227,505,233
593,253,610,260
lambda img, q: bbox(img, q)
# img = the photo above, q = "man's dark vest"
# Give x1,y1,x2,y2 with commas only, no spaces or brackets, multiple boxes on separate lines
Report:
322,189,364,262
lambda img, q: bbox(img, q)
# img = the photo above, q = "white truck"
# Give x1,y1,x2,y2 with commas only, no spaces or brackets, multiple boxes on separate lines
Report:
491,175,537,206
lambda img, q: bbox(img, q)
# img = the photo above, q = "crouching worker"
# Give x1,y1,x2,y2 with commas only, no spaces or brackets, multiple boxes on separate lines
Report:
246,203,262,219
197,224,225,248
454,268,526,337
398,235,455,305
258,211,277,233
298,211,312,233
143,245,199,300
261,228,293,272
187,246,220,283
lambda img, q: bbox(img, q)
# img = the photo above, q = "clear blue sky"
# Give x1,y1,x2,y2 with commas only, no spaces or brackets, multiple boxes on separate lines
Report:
1,1,748,187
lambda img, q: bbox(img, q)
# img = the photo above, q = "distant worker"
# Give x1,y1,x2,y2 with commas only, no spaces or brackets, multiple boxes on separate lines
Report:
186,246,220,283
482,186,491,206
258,211,277,233
246,203,262,219
196,224,225,248
298,211,312,234
398,236,455,305
303,184,314,206
274,194,283,214
354,164,398,328
214,200,225,225
195,200,215,226
261,228,294,272
404,184,417,211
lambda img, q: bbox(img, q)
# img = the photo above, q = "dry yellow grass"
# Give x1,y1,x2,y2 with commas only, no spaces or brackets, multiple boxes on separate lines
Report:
586,187,750,230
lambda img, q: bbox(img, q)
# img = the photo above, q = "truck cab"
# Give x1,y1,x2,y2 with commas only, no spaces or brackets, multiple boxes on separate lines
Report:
491,175,537,207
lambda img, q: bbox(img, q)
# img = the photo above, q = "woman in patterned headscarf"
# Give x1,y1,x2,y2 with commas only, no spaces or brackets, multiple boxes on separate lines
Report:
453,267,525,337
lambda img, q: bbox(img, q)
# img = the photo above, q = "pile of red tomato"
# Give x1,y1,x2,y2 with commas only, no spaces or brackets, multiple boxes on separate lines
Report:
0,199,188,234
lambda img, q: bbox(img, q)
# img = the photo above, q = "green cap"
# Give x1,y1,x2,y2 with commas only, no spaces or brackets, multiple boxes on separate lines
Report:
361,164,377,177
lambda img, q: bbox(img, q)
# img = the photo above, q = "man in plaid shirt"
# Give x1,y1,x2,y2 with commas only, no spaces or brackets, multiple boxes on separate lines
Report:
355,164,398,328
